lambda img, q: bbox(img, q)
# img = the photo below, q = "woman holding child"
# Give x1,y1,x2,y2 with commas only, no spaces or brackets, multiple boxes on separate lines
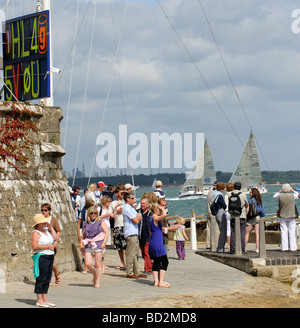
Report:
148,203,171,288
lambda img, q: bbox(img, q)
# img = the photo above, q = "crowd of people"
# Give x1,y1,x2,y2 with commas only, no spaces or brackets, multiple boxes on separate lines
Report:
71,180,185,288
206,181,300,254
30,180,185,307
30,177,300,307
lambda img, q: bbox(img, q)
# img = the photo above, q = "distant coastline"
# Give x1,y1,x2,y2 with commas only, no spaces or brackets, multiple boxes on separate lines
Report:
67,170,300,188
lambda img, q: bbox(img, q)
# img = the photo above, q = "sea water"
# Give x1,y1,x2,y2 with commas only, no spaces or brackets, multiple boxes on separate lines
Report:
134,184,300,220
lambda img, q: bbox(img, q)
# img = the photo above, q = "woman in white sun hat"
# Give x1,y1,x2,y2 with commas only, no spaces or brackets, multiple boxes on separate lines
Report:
31,214,58,308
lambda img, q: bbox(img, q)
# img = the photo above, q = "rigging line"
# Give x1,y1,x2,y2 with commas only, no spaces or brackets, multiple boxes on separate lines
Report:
87,0,129,187
53,0,92,96
2,0,11,10
86,79,113,187
72,0,97,187
252,132,271,173
197,0,271,172
110,0,128,125
62,0,80,154
155,0,244,148
0,75,18,101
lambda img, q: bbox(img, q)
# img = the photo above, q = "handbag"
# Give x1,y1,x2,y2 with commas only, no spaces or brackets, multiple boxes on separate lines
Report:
277,194,290,218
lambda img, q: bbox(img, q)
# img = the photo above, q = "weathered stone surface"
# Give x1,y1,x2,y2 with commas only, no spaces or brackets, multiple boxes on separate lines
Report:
0,102,81,281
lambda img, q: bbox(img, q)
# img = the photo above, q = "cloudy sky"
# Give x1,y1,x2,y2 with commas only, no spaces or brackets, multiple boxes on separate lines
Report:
3,0,300,178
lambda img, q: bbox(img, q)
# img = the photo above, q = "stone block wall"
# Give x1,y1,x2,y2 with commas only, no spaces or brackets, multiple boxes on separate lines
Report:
0,102,81,281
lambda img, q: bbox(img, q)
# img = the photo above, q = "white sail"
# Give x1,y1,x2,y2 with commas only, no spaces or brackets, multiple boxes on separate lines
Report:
229,131,266,193
202,140,216,192
151,178,156,189
179,140,216,198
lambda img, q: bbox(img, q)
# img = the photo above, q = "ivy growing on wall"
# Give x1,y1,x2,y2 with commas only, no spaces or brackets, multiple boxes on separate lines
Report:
0,102,39,174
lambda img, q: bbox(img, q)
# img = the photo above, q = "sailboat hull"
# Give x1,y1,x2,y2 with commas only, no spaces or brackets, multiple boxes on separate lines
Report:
244,186,268,194
179,190,203,199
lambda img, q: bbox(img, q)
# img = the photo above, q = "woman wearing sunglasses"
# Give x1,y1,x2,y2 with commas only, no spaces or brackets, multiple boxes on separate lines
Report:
40,203,61,284
81,206,109,288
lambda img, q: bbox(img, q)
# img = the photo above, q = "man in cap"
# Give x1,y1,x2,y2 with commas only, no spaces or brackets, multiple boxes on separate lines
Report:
125,183,134,193
125,183,138,207
95,181,107,204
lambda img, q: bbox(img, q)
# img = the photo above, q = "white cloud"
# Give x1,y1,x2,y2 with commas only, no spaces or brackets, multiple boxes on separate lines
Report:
3,0,300,176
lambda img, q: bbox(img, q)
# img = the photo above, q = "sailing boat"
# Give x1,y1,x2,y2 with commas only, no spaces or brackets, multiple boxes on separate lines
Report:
151,178,156,189
229,131,267,194
179,140,216,199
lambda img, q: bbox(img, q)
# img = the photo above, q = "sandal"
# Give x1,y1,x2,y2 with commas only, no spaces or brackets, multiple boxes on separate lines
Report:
158,282,170,288
55,273,60,284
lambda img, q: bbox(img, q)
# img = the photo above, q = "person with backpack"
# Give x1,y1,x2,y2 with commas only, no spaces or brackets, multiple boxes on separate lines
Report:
228,182,248,254
211,182,227,253
245,188,265,253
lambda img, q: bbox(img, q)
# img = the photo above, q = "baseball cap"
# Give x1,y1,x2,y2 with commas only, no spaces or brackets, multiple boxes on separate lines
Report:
98,181,107,187
125,183,138,191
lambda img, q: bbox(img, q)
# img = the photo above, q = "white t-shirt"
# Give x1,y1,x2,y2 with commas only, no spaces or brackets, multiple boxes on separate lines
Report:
86,191,96,203
109,199,125,228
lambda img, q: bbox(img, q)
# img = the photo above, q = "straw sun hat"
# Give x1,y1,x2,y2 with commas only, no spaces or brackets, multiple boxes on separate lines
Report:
32,214,49,228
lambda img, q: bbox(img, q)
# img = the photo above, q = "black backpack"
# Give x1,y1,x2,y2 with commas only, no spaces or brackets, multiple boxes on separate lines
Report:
228,192,242,215
247,199,258,220
210,197,218,216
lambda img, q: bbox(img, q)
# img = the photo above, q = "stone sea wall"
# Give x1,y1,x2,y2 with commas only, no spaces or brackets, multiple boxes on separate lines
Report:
0,102,81,281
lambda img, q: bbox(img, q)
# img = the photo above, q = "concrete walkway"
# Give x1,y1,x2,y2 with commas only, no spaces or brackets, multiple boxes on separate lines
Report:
0,244,248,308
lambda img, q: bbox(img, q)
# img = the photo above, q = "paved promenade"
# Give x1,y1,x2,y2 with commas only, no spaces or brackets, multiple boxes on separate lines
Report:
0,244,249,308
